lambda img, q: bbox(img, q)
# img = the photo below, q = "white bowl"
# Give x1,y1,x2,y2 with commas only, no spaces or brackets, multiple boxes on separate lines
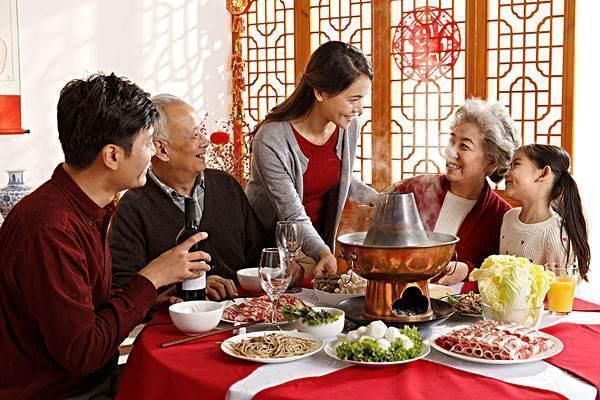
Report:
169,300,224,334
314,288,363,306
237,267,264,293
294,307,345,338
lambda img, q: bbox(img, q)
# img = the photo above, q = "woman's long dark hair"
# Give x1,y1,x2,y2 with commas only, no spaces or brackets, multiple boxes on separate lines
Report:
252,41,373,134
519,144,591,280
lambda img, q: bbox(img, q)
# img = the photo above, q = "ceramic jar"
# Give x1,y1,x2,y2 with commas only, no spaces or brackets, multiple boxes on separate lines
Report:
0,170,32,218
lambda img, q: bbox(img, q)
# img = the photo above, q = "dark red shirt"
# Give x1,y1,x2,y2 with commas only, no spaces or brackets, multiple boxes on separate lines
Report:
0,165,157,400
292,125,342,231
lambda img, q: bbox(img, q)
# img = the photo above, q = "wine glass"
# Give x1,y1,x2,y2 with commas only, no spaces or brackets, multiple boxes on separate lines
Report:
258,248,292,323
276,220,303,260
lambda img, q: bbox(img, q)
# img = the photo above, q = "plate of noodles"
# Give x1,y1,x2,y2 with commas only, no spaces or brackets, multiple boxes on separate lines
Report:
221,331,324,363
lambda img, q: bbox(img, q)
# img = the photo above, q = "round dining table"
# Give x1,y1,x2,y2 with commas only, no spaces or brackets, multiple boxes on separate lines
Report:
115,289,600,400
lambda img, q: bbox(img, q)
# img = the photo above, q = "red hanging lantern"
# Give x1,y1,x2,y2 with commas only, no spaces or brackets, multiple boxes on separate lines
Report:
226,0,252,15
210,130,230,146
392,6,461,82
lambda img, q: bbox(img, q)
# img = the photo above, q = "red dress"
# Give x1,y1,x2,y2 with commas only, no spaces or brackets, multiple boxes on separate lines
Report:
292,125,342,236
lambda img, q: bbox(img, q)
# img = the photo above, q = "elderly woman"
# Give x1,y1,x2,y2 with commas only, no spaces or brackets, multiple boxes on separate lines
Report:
393,99,520,286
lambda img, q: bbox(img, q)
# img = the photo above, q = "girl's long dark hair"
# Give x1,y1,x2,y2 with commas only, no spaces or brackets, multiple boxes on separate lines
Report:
520,144,591,280
251,41,373,134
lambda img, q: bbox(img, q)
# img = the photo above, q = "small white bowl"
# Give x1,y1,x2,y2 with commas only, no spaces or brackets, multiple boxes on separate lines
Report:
237,267,264,293
314,288,363,306
295,307,345,338
169,300,224,334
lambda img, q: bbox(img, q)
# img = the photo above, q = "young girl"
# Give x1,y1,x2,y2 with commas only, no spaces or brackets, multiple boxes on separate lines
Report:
501,144,590,280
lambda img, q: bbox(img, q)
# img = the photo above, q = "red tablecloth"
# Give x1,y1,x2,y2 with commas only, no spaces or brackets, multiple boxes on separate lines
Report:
116,315,261,400
544,298,600,312
541,323,600,400
115,311,596,399
254,359,567,400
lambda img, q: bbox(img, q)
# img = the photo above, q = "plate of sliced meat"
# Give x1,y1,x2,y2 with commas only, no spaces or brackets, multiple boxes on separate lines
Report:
221,295,309,324
431,320,563,364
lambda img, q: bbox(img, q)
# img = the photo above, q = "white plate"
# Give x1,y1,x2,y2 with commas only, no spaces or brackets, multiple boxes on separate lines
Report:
313,288,364,306
221,331,324,364
323,341,431,367
428,283,458,299
220,297,311,325
430,331,563,365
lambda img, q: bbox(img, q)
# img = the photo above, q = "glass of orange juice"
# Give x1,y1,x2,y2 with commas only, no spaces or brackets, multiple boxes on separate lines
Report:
544,263,579,315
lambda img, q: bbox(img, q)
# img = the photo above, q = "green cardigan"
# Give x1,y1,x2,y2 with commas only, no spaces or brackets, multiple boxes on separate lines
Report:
109,169,271,288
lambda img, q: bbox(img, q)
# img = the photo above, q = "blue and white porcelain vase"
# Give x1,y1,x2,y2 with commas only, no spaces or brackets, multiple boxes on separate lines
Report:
0,170,32,218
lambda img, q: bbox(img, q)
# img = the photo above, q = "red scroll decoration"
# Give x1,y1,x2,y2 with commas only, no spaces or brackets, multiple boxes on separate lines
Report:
393,6,461,82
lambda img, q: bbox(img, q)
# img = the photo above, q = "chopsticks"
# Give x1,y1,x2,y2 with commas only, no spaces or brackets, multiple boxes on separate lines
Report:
160,321,261,348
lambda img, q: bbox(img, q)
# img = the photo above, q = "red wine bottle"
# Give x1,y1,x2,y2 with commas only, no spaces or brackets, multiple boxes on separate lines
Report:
176,197,207,301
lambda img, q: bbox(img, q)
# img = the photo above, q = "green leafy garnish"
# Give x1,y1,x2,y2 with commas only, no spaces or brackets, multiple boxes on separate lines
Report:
335,326,423,362
281,304,342,326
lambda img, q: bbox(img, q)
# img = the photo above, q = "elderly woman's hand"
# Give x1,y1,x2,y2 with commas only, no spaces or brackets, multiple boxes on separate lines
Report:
438,261,469,286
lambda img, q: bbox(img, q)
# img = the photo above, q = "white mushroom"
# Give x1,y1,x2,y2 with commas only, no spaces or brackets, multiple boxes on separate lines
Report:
384,326,401,342
396,333,414,350
347,330,361,342
376,338,392,351
366,320,387,339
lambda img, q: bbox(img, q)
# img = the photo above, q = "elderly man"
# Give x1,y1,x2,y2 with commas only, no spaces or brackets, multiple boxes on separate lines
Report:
109,94,300,300
0,74,210,399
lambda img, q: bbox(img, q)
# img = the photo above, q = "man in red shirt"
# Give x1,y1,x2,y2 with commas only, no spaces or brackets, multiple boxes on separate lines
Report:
0,73,211,399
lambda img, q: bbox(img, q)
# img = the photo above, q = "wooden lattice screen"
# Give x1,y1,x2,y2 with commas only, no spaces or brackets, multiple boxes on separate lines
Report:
310,0,374,184
236,0,575,190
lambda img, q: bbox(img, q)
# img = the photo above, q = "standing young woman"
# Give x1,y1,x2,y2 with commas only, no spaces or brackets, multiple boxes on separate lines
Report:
246,41,379,277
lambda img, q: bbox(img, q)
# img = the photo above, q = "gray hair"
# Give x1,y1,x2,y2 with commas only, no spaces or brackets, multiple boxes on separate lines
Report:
150,94,187,142
450,98,520,183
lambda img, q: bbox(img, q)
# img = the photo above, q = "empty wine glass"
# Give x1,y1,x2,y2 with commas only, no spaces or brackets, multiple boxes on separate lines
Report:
276,220,303,260
258,248,291,323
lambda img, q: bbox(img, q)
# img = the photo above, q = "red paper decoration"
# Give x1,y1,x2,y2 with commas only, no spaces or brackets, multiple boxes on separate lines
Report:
392,6,461,82
226,0,252,15
209,131,230,146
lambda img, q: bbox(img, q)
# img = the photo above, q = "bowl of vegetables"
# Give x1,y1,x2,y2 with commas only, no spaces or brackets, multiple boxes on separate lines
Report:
282,304,345,338
469,255,554,327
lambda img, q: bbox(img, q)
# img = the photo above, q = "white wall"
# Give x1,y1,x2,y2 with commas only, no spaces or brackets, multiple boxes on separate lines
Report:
0,1,598,294
0,0,231,187
573,0,600,297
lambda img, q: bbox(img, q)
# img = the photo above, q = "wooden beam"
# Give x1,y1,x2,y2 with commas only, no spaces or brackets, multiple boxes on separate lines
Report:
371,0,392,190
294,0,311,84
466,0,488,99
561,0,576,165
